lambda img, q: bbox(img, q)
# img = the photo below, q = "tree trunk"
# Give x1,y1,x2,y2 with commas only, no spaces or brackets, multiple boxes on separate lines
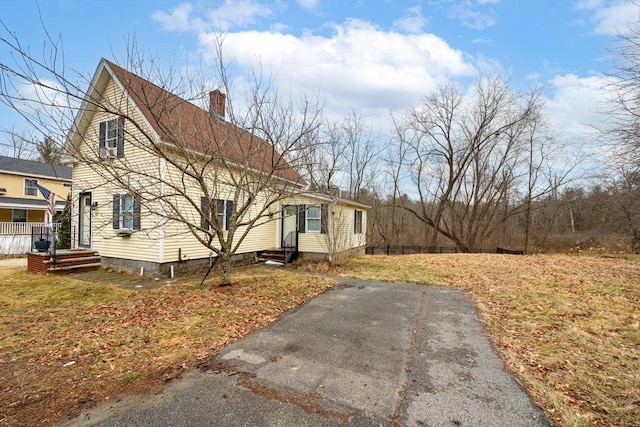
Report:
523,197,532,254
218,251,231,287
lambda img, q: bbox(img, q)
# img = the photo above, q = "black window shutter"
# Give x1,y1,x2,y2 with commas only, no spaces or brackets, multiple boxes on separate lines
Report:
99,121,106,152
112,194,121,229
321,204,327,234
116,116,125,158
226,200,233,231
354,210,357,234
133,197,141,230
201,196,210,230
297,205,306,233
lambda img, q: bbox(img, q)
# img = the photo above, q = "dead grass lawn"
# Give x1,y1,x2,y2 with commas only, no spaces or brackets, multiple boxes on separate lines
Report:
319,254,639,427
0,266,334,426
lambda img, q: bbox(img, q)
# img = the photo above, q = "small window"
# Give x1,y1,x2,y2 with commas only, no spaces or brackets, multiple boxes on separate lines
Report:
112,194,140,230
24,179,38,196
216,199,233,231
354,210,363,234
306,205,321,233
200,198,233,231
100,116,124,158
63,182,72,188
105,118,119,156
12,209,27,223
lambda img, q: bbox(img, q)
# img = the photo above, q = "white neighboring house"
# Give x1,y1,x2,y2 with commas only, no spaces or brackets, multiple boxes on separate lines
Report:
66,59,368,275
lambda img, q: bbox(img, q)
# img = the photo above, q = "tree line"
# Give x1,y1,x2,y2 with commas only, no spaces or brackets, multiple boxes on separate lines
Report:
0,18,638,289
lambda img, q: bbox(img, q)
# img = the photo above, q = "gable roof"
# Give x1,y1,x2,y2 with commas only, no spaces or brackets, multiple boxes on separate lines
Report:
0,155,72,180
88,59,303,185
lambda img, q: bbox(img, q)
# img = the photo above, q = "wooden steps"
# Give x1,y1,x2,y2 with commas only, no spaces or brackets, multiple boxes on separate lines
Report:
258,248,298,264
27,249,101,274
259,249,287,263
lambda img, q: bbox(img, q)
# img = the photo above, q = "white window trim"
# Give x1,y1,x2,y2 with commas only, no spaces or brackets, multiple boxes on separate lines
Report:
117,193,135,229
24,178,38,197
216,199,232,231
306,205,321,233
105,118,119,156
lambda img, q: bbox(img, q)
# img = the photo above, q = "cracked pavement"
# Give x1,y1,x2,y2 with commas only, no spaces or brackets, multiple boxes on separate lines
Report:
59,279,549,427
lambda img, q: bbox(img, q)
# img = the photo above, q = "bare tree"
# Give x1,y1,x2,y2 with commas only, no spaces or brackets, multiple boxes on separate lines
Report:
341,110,381,202
396,78,549,251
607,18,640,173
300,120,347,192
0,27,322,285
605,18,640,253
1,128,37,159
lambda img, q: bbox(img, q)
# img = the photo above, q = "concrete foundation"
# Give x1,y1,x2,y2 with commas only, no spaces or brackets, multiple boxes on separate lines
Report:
101,251,258,277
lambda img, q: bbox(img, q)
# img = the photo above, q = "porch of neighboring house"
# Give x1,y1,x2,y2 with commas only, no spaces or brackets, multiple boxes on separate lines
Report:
0,202,62,254
0,221,53,254
0,218,102,274
23,223,102,274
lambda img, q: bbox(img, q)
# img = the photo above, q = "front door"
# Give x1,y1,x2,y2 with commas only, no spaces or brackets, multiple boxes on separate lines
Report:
78,192,92,247
281,205,297,247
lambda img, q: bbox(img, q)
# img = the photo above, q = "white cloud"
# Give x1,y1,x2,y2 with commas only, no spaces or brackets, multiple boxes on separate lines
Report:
152,3,195,32
574,0,638,35
13,79,75,140
152,1,272,32
544,74,614,166
191,18,475,130
297,0,319,11
592,2,638,35
207,0,272,29
393,6,428,34
448,1,497,30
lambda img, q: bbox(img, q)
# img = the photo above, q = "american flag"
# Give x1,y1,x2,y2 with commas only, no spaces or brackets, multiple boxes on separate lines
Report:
33,182,57,218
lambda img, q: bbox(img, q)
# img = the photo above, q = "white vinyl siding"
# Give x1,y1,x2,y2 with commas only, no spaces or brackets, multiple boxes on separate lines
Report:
70,76,161,263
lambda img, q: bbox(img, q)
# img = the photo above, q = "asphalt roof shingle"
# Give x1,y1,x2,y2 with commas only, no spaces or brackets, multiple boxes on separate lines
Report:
104,59,304,185
0,156,72,180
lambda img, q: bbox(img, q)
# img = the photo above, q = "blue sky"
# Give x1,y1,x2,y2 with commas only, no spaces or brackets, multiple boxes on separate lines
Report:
1,0,638,160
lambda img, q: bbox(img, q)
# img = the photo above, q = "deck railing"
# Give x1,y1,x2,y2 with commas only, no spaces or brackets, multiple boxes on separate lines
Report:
0,222,60,235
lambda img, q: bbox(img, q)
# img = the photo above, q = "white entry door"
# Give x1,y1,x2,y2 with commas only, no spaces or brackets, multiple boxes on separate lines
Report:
78,193,92,247
281,205,297,247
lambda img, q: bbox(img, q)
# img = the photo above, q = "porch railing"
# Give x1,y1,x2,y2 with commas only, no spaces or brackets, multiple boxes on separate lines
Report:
0,222,59,235
283,230,299,264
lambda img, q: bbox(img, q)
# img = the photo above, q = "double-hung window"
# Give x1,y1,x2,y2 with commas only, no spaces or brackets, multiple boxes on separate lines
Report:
297,204,326,234
105,118,119,155
306,205,322,233
113,194,140,230
216,199,233,231
201,197,234,231
24,178,38,196
99,116,125,158
354,210,363,234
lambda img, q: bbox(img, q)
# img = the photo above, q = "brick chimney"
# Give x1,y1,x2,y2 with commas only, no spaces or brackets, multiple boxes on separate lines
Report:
209,89,226,120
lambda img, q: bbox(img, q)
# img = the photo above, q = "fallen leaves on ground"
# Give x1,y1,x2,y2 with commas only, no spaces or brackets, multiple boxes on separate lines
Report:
0,266,334,426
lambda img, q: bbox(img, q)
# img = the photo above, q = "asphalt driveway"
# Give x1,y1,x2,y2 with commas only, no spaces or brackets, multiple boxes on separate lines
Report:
60,279,549,426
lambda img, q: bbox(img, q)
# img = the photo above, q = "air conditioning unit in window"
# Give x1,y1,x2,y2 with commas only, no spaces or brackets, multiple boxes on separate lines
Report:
116,228,133,236
99,147,113,161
